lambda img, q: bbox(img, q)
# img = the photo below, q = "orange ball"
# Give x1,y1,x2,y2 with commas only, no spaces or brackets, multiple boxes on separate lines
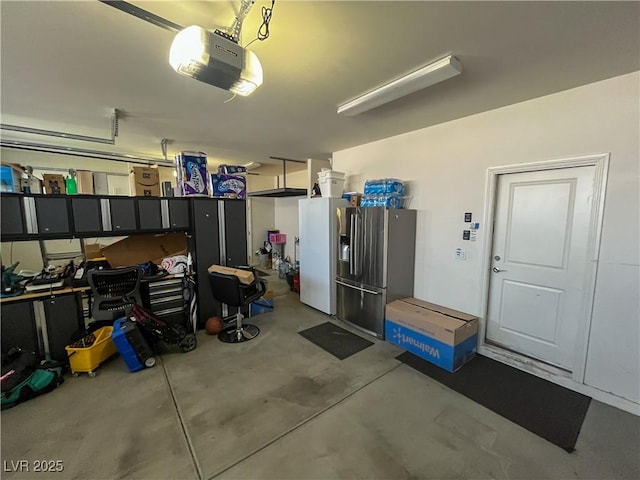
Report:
205,316,224,335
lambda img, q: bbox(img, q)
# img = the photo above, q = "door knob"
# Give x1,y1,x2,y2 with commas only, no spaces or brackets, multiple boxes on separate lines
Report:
492,267,506,273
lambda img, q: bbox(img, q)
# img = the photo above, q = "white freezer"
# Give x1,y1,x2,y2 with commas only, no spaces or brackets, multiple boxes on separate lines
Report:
298,197,348,314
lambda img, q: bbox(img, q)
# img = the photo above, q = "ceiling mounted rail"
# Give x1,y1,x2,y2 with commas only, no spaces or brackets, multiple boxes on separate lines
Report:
248,156,308,197
98,1,183,32
0,139,172,167
0,109,120,145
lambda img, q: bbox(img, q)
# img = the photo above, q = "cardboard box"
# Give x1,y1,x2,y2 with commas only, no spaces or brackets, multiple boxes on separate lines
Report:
211,174,246,199
85,243,104,260
207,264,255,285
42,174,66,194
175,152,209,196
76,170,94,194
130,167,160,197
93,172,109,195
385,297,478,372
101,233,187,268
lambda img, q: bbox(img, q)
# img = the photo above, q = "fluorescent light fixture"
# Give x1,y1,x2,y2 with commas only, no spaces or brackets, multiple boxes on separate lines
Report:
169,25,263,96
244,162,262,170
337,54,462,116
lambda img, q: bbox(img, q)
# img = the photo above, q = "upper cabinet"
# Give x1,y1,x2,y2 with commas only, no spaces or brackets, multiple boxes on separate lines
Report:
0,194,197,242
71,196,103,235
34,196,71,236
1,194,26,238
137,198,163,231
166,198,190,230
107,197,137,233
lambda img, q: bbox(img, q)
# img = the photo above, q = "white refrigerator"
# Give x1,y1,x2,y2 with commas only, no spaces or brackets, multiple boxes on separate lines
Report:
298,197,348,314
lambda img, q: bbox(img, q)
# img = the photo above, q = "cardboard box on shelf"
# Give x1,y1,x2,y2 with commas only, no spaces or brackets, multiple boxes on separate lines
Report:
93,172,109,195
207,264,255,285
76,170,94,194
84,243,105,260
42,174,66,194
385,297,478,372
101,233,187,268
129,167,160,197
350,194,363,207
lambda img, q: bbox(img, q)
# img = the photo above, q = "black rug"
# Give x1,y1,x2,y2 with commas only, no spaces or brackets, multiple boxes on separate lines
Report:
299,322,373,360
397,352,591,452
254,268,271,277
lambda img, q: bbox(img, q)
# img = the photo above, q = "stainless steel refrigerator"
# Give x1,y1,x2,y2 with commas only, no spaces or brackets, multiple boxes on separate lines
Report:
336,207,416,339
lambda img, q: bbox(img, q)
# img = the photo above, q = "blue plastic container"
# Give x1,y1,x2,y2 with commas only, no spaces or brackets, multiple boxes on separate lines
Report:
111,318,154,372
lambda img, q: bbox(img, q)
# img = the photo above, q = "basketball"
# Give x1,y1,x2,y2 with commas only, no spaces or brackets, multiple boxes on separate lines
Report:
205,316,224,335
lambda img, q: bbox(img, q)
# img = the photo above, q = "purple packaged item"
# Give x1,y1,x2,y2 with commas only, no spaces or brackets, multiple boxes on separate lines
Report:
211,174,246,199
175,151,209,196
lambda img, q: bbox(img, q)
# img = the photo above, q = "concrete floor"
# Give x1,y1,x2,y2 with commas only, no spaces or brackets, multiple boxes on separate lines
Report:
1,276,639,480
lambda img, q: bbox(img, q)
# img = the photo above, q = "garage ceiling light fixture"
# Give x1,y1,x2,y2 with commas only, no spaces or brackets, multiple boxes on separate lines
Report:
337,54,463,116
169,0,266,96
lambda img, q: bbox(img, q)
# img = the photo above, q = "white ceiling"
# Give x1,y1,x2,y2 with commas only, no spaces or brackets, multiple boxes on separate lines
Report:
1,1,638,172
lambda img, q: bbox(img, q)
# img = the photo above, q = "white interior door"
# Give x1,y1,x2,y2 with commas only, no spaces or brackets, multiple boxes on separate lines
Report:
486,166,596,372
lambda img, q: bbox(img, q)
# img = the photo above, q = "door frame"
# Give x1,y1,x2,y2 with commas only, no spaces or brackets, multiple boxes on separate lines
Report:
478,153,609,385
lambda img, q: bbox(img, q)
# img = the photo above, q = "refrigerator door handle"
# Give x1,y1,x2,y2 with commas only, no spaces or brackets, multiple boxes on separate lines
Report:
349,215,355,275
336,279,381,295
354,213,360,276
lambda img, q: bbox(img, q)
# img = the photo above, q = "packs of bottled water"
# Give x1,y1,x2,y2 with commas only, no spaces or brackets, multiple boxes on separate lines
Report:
360,193,405,208
363,178,405,195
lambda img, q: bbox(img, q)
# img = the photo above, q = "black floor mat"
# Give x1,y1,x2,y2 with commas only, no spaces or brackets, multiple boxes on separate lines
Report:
254,268,271,277
299,322,373,360
397,352,591,452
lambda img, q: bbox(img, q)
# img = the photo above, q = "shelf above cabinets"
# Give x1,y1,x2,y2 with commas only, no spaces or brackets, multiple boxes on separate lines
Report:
0,194,195,242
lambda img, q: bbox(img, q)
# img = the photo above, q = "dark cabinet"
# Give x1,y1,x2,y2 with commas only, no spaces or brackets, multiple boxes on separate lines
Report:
191,199,221,324
137,198,162,231
72,197,103,234
1,194,195,240
109,198,137,232
223,199,248,267
1,301,40,355
1,195,25,237
35,196,70,235
1,294,83,361
167,199,190,230
43,295,83,362
191,198,247,326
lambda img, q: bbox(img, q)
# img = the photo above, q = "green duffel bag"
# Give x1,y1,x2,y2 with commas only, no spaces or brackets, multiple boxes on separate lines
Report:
1,348,64,410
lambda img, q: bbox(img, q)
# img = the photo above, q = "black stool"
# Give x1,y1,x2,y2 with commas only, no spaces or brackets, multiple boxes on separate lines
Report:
208,268,266,343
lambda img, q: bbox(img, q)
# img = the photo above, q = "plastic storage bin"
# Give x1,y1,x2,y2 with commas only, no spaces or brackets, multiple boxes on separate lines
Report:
111,318,156,372
269,233,287,244
318,170,346,198
65,327,118,377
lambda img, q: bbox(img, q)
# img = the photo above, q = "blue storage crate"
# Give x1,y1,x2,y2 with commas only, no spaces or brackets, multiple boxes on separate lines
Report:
112,318,155,372
250,297,274,316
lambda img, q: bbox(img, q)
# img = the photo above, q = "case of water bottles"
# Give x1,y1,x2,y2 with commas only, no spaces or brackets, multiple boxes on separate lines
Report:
361,179,409,208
